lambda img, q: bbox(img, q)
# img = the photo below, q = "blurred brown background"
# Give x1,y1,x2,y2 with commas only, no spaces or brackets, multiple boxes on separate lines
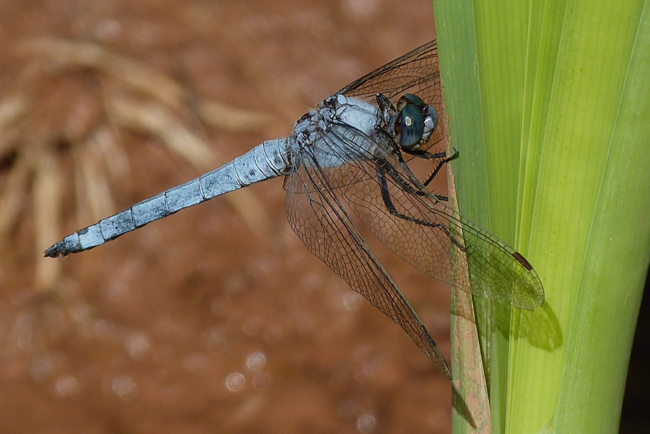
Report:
2,1,646,433
0,1,454,433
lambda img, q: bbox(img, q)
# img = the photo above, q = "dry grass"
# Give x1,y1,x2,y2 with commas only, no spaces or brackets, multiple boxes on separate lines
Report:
0,38,276,293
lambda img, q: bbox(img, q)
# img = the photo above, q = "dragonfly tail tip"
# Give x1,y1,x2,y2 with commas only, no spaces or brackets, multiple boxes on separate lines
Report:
44,243,66,258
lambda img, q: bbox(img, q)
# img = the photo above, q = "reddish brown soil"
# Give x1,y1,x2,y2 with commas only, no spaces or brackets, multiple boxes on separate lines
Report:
0,1,453,433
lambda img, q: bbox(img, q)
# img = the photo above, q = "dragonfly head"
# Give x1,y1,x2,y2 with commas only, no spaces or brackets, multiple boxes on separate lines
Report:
394,94,438,150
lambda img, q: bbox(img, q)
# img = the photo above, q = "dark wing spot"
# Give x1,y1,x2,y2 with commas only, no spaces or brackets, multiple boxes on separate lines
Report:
512,252,533,270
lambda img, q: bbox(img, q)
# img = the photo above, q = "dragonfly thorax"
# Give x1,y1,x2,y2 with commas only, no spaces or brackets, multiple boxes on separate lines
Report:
291,94,390,169
293,94,379,141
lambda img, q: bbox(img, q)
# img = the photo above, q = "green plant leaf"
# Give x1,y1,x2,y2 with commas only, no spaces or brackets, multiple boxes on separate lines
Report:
433,0,650,432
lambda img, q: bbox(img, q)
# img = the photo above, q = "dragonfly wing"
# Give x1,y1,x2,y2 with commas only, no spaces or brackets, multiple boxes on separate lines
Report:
338,40,440,101
338,40,444,154
285,146,451,378
316,125,544,311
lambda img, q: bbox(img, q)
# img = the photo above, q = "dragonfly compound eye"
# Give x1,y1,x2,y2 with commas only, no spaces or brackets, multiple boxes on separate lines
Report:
396,99,425,149
397,93,426,110
420,105,438,143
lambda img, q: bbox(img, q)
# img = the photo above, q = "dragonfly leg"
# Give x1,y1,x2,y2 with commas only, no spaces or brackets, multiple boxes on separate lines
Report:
432,194,450,202
398,147,458,200
402,148,448,160
421,147,459,187
376,165,466,252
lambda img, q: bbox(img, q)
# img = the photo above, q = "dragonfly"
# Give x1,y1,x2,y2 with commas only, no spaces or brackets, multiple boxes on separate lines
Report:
45,40,544,379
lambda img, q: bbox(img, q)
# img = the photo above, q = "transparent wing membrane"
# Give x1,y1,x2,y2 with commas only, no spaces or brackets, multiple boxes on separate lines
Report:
285,148,452,378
